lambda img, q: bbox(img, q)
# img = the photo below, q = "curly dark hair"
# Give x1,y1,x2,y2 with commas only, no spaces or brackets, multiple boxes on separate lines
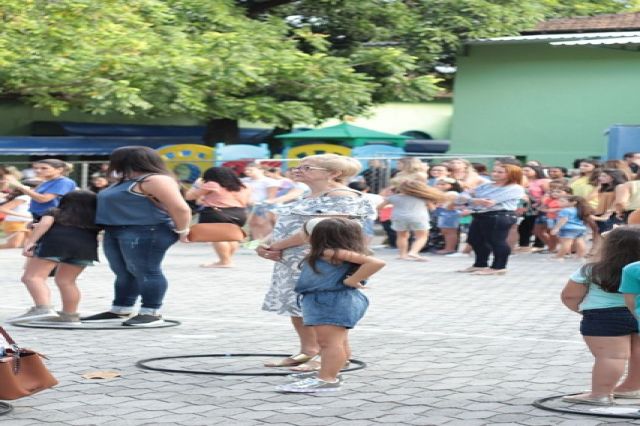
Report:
202,167,246,192
582,226,640,293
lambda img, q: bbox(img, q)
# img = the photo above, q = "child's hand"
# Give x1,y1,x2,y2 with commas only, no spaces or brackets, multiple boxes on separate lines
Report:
343,278,367,289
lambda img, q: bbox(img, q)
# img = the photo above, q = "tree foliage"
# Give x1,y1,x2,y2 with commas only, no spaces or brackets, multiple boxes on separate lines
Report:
0,0,637,132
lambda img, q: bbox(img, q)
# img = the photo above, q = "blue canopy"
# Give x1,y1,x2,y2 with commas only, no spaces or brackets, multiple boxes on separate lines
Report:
0,137,201,156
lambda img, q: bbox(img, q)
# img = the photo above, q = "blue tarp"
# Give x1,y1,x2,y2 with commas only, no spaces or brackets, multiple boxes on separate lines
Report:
0,137,202,156
32,121,207,137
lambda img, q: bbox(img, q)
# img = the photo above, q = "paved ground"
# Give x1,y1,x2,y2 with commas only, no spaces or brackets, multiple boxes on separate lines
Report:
1,242,640,425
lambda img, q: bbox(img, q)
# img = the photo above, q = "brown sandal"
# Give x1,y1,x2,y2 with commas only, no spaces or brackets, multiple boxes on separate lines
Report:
263,353,314,368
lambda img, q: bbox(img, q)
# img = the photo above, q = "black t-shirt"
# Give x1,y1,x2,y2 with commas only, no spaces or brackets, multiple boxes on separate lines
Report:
35,217,99,261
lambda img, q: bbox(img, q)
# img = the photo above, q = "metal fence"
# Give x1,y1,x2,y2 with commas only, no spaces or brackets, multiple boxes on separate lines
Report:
1,154,512,190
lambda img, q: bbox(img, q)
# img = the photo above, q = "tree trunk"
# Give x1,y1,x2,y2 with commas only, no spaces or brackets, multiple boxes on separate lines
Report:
203,118,240,146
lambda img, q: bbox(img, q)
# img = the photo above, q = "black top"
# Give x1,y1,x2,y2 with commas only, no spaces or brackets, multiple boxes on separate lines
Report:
35,221,99,262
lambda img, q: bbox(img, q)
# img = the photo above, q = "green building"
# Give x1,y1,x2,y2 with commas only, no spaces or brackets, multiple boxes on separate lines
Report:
451,13,640,167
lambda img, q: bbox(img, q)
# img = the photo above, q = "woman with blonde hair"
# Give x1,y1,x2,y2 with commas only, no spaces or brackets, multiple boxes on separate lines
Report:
378,180,447,261
257,154,373,371
448,158,488,190
390,157,429,186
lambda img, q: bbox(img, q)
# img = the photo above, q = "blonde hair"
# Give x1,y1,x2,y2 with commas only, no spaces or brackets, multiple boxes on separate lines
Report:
398,157,427,174
303,154,361,183
398,180,446,202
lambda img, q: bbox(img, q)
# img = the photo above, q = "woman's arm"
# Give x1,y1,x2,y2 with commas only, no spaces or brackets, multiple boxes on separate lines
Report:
8,180,58,203
266,187,304,205
22,215,54,256
560,280,587,313
615,182,631,215
329,249,386,289
269,232,307,251
140,175,192,238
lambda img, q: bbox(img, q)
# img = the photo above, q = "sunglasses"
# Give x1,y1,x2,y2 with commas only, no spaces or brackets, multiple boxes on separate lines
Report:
291,165,329,172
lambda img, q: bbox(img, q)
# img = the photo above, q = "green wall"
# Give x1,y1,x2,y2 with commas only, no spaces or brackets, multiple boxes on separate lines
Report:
451,42,640,167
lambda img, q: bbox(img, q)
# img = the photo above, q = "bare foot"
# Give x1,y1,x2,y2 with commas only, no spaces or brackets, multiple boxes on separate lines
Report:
200,263,235,268
407,254,429,262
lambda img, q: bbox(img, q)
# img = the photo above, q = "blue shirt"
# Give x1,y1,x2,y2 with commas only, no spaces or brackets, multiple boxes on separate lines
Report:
457,183,524,212
570,267,626,311
29,177,77,216
620,261,640,318
558,207,586,231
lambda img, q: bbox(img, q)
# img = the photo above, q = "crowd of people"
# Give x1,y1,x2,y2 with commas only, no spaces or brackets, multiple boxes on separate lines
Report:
4,149,640,394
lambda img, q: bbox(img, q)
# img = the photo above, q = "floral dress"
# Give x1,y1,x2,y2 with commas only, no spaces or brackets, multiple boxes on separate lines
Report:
261,189,373,317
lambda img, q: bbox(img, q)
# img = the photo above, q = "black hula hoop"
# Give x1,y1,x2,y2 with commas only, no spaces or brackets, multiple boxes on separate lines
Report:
0,402,13,416
136,353,367,376
12,319,180,331
533,395,640,419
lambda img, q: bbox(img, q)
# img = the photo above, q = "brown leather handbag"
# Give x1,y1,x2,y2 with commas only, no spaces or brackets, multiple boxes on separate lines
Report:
188,223,247,242
0,327,58,400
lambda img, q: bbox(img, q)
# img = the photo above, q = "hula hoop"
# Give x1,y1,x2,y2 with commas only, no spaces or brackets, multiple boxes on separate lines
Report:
12,319,180,331
136,353,367,376
533,395,640,419
0,402,13,416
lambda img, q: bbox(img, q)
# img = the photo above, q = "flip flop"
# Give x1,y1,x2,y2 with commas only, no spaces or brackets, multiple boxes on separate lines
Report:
263,353,314,368
288,355,321,372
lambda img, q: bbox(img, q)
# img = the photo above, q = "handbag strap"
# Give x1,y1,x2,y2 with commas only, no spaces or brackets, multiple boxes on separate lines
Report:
0,326,16,345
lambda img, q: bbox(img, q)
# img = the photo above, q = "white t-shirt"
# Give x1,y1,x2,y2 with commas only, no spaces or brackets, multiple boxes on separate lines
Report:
4,195,32,222
242,177,280,203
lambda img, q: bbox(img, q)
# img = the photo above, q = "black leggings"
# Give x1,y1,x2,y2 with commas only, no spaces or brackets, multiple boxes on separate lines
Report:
468,212,517,270
517,215,544,248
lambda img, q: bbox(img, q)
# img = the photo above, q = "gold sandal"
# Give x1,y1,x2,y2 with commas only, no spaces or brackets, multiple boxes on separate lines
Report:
263,353,314,368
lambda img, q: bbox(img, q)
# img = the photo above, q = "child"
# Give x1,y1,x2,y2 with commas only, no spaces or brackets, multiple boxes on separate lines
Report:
7,190,100,324
0,180,37,249
276,217,385,393
433,177,463,254
537,184,571,253
550,195,590,260
560,226,640,405
378,180,445,261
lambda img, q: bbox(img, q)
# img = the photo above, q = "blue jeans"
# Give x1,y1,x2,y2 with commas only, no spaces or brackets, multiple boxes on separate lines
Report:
103,224,178,314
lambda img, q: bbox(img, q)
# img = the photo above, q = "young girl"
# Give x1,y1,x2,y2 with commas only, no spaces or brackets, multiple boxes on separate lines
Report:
433,177,463,254
378,180,446,261
550,195,590,260
561,226,640,405
0,181,36,249
277,217,385,393
7,190,99,324
537,184,571,253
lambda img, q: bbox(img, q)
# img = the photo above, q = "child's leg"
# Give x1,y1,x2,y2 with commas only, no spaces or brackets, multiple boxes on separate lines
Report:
343,331,352,362
396,230,410,258
584,335,630,397
54,263,86,313
315,325,348,382
553,238,573,259
21,257,58,306
614,333,640,392
438,228,458,253
573,237,587,259
408,230,429,257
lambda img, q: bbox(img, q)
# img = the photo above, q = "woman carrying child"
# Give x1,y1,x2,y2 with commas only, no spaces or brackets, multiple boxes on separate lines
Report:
378,180,446,261
7,191,99,323
549,195,590,261
276,217,385,393
560,226,640,405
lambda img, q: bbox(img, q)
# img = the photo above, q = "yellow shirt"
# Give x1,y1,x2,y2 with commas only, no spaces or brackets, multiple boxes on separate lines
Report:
570,176,598,208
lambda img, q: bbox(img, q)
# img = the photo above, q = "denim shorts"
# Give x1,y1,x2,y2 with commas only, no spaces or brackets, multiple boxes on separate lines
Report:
362,219,375,237
391,217,430,231
580,307,638,336
546,219,556,229
39,256,94,267
558,228,586,239
437,213,460,229
301,289,369,329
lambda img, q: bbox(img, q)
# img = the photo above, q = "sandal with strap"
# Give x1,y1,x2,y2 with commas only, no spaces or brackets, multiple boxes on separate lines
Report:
288,355,321,372
263,353,314,368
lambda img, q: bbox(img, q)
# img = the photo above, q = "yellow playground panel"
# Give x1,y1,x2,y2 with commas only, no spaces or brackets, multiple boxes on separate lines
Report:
156,144,215,182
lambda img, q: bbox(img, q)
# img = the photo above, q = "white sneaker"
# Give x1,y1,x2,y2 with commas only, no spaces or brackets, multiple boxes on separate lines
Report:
6,306,59,323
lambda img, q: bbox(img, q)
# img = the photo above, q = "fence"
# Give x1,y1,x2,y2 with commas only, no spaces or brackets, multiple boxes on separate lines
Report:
1,154,513,191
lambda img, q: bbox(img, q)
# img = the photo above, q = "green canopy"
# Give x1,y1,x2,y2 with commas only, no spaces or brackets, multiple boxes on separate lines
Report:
276,123,409,147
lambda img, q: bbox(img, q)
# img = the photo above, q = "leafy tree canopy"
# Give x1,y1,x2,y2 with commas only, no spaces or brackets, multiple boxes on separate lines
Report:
0,0,637,132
